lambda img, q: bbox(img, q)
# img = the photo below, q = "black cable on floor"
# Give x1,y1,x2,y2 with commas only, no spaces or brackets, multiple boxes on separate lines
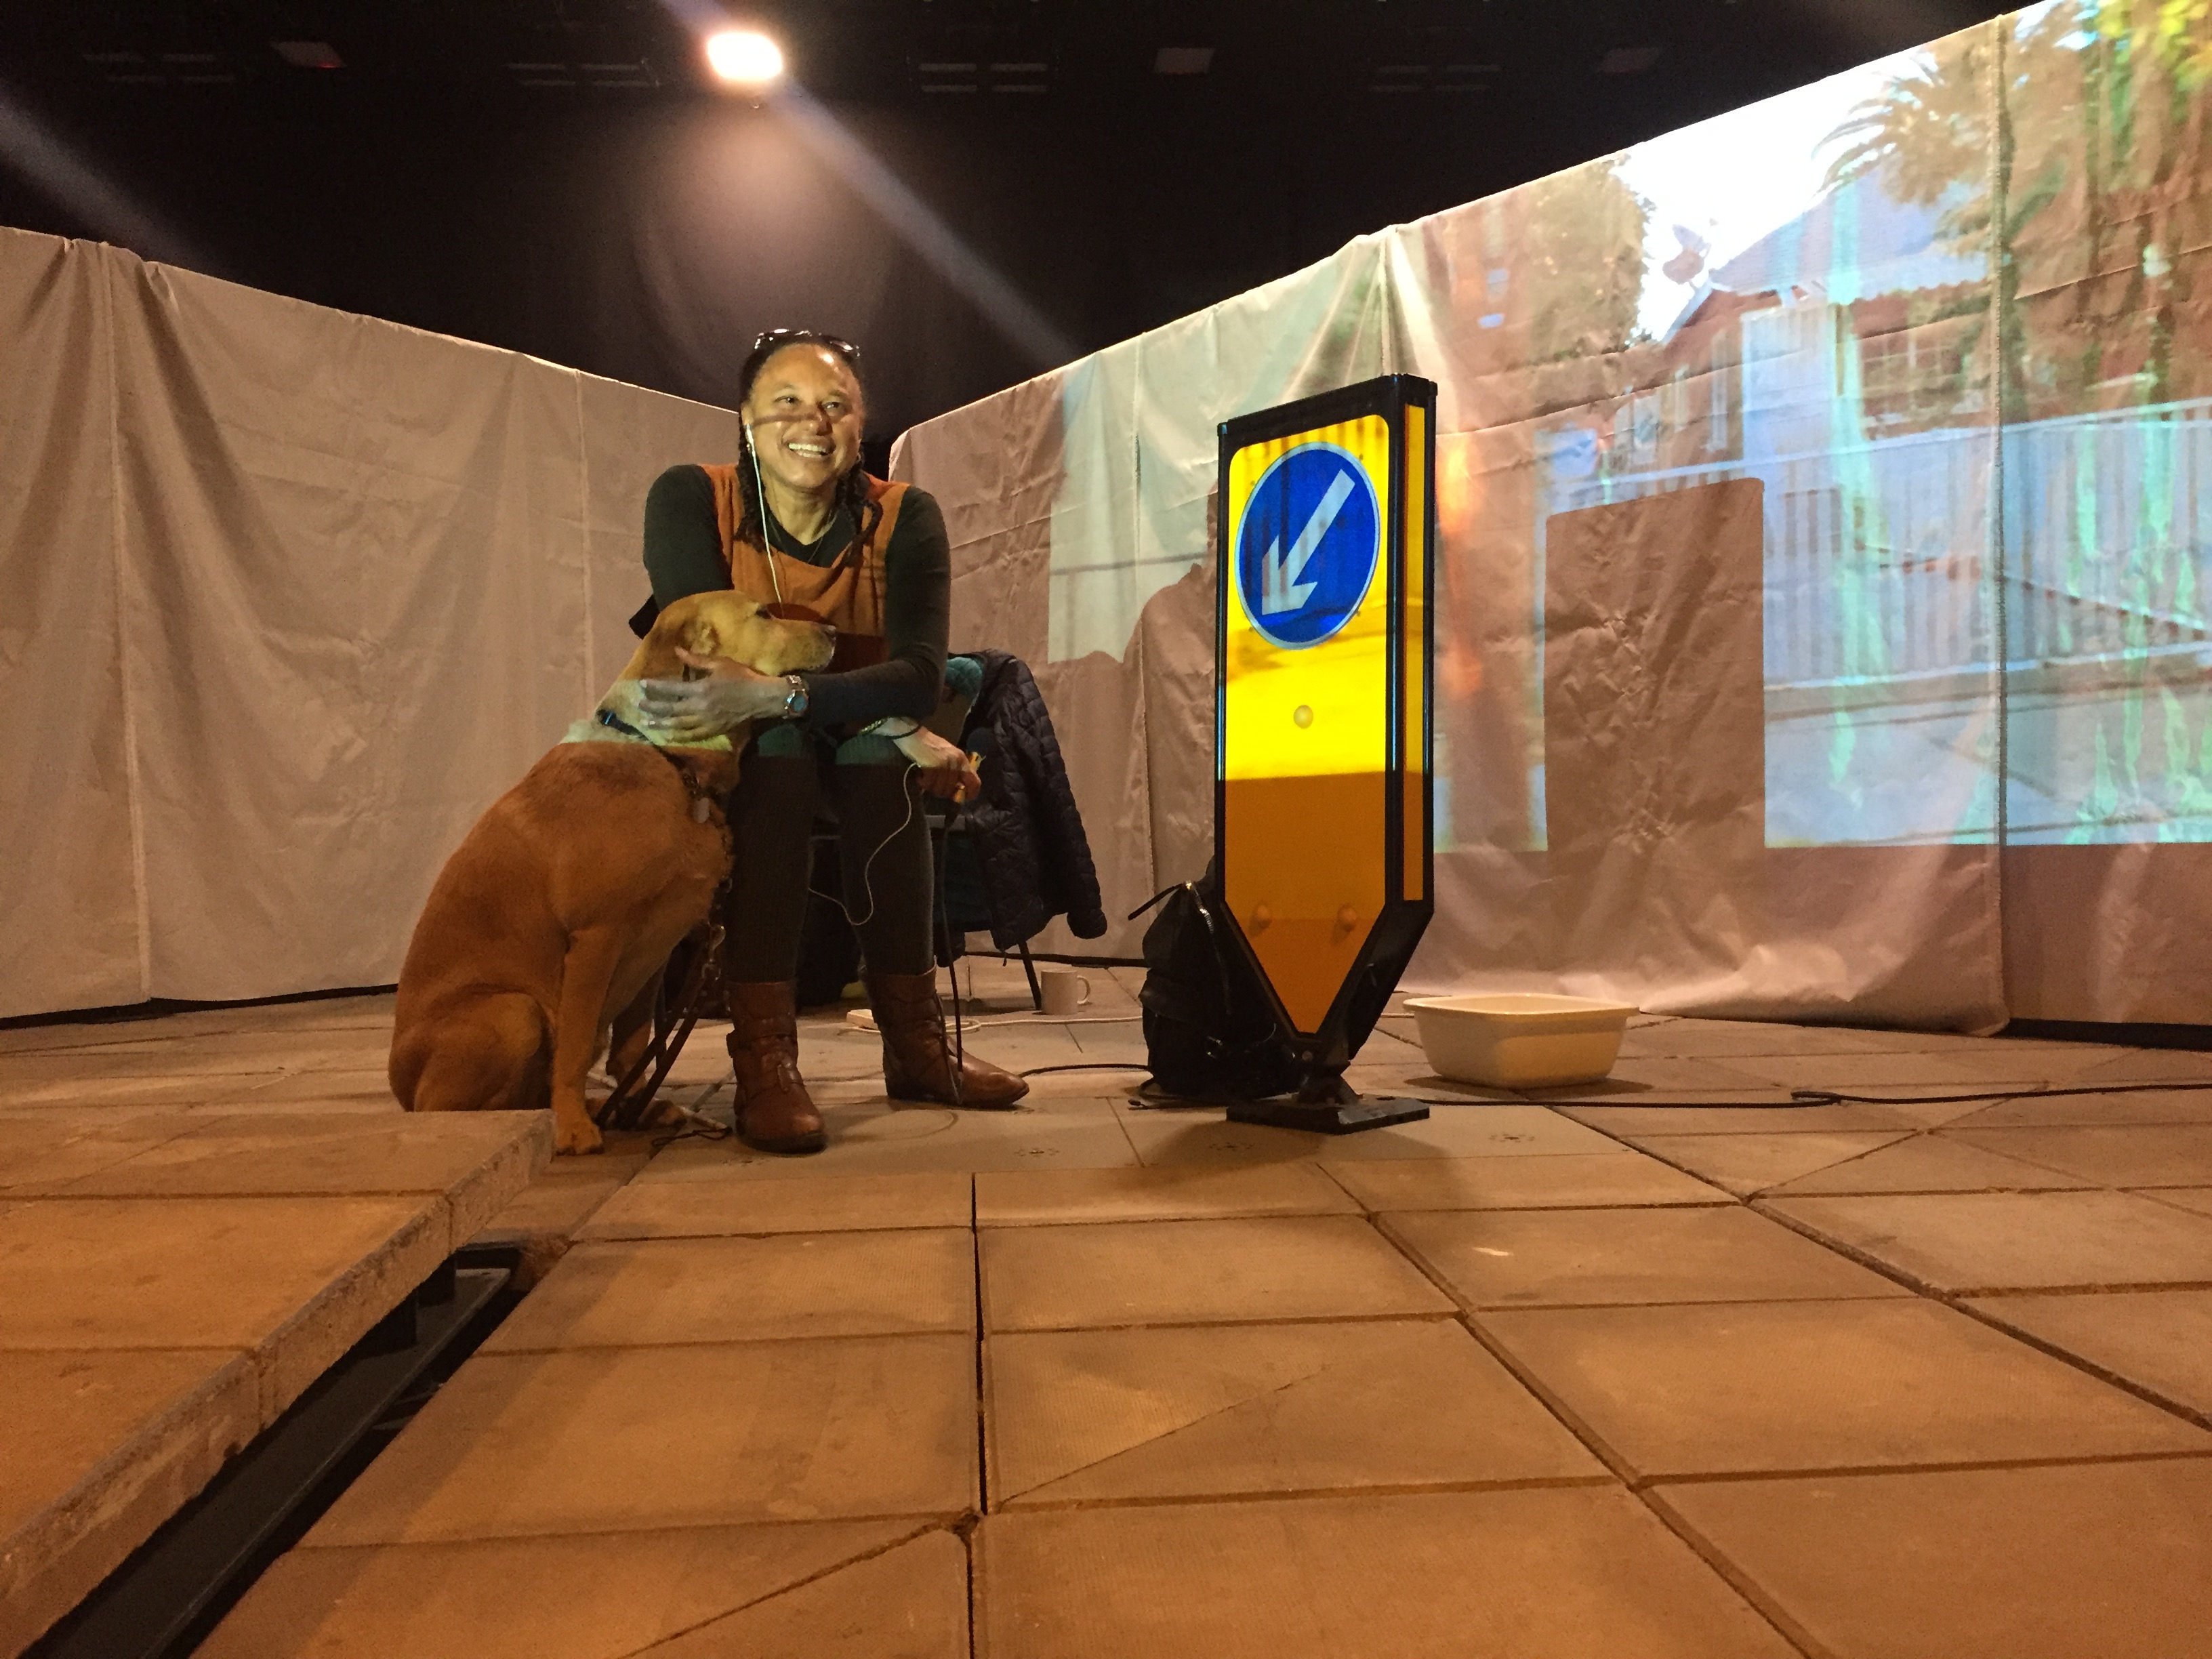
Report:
1017,1062,1154,1079
1788,1078,2212,1107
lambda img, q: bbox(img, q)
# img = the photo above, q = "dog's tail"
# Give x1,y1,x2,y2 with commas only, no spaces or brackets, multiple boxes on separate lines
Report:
390,994,551,1114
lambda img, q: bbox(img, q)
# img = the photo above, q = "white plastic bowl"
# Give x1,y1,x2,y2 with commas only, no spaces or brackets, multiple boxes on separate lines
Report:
1401,993,1637,1088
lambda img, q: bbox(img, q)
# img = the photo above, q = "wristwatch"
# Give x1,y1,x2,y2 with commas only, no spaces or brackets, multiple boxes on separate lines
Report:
781,674,809,719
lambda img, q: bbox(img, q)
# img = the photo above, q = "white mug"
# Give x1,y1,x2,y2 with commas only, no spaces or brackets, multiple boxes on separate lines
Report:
1039,970,1092,1017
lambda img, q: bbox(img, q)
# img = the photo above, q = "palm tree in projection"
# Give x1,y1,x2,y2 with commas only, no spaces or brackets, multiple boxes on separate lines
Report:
1521,156,1650,365
1825,1,2212,840
1822,1,2209,415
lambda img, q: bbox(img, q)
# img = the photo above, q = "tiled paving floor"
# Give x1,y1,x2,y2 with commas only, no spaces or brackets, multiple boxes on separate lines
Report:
8,965,2212,1656
0,1012,546,1658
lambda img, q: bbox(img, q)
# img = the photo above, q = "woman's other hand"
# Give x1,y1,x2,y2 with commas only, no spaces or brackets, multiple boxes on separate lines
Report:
890,724,983,802
637,656,792,741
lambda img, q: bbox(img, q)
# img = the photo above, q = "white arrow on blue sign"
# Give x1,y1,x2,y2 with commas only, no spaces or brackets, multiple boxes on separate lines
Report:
1236,442,1382,649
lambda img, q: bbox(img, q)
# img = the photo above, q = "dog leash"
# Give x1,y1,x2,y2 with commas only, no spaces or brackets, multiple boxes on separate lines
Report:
595,907,729,1133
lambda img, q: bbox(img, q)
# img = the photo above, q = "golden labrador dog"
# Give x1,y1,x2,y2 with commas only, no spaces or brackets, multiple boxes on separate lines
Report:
389,594,834,1153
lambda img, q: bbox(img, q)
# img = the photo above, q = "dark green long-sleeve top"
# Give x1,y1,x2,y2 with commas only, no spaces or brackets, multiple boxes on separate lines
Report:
642,463,951,729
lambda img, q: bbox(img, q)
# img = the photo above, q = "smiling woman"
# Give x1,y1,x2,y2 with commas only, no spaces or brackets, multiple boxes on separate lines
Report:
632,330,1028,1155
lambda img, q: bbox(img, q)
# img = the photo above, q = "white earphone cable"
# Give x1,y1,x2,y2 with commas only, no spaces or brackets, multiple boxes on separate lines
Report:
743,419,787,607
806,762,922,931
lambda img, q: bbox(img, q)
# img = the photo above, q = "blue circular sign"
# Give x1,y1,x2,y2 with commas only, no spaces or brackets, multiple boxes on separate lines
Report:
1235,442,1381,649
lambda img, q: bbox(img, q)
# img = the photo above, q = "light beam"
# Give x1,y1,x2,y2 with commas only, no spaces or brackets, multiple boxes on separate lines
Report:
772,85,1078,371
0,84,207,270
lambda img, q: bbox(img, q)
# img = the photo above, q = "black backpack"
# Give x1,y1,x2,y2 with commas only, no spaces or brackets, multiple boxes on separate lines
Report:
1133,865,1303,1100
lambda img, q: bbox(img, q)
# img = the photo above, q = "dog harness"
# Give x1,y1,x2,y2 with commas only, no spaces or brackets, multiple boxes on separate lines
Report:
558,680,729,823
592,710,722,822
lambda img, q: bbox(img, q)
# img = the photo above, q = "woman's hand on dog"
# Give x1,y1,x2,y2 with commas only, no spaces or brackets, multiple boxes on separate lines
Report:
637,653,792,741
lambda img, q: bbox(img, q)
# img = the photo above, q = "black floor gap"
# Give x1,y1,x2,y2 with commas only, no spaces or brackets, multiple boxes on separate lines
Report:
30,1246,527,1659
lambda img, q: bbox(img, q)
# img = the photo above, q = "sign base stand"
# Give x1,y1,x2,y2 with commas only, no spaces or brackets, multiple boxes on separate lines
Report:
1225,1095,1430,1134
1224,1072,1429,1135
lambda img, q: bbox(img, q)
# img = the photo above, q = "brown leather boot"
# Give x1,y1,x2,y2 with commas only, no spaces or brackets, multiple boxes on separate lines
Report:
725,981,827,1153
867,968,1029,1109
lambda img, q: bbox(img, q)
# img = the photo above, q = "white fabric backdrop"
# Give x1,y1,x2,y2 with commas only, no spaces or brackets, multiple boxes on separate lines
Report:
0,226,737,1019
10,3,2207,1029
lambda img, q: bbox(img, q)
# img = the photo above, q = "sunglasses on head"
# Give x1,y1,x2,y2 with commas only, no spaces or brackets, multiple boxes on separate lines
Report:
751,329,861,367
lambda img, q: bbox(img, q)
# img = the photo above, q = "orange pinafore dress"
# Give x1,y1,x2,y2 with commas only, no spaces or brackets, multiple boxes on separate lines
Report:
699,465,908,677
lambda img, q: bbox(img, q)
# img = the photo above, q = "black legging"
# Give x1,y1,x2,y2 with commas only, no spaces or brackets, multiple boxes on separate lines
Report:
718,752,935,981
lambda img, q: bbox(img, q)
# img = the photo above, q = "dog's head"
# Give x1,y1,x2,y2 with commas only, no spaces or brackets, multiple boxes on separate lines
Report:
621,592,837,682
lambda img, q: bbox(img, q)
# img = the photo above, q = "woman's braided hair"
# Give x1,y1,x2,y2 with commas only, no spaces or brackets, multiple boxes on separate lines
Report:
734,333,881,567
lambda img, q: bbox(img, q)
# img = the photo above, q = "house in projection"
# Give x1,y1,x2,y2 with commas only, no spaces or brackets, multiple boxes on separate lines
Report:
1541,165,2212,846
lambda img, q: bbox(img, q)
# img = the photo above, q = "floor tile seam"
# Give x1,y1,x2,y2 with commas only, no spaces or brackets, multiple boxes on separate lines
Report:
1447,1290,1917,1315
561,1224,977,1250
1725,1195,1959,1300
983,1310,1464,1336
606,1517,965,1659
14,1180,498,1202
981,1361,1330,1509
989,1473,1624,1515
459,1330,978,1368
1750,1202,2212,1299
302,1505,981,1553
1948,1303,2212,1431
251,1517,959,1557
1593,1120,1914,1138
1309,1161,1370,1214
1530,1115,1778,1187
1966,1278,2212,1300
1763,1180,2095,1197
1368,1197,1738,1216
972,1206,1359,1228
0,1116,211,1183
2133,1187,2212,1216
970,1176,989,1526
0,1064,299,1086
1106,1098,1152,1169
1353,1221,1655,1490
1956,1275,2212,1298
1318,1143,1668,1162
1370,1212,1914,1313
578,1221,977,1242
0,1338,262,1358
1729,1126,1934,1198
1629,1445,2212,1490
0,1336,263,1362
977,1212,1407,1240
0,1187,447,1210
1744,1196,2212,1431
1629,1484,1836,1659
1925,1127,2186,1188
484,1320,982,1355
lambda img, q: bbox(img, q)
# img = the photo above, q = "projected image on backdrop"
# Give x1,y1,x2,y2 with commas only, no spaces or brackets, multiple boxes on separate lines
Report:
1029,1,2211,856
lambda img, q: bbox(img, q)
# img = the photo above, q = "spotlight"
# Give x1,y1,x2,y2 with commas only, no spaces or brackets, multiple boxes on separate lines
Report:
705,29,783,86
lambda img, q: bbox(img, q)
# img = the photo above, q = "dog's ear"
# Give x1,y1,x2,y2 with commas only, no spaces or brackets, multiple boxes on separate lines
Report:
681,615,722,663
617,596,698,680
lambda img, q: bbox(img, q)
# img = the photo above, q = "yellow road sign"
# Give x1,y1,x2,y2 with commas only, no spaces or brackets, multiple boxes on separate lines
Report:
1217,376,1435,1073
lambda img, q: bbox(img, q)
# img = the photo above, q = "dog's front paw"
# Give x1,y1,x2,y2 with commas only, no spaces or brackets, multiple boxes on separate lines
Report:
552,1111,605,1156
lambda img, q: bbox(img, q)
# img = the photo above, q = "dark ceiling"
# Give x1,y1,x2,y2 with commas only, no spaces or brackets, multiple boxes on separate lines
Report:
2,0,2015,109
0,0,2027,434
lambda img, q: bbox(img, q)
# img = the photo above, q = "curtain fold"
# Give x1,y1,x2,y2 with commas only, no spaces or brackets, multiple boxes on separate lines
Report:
0,226,744,1018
